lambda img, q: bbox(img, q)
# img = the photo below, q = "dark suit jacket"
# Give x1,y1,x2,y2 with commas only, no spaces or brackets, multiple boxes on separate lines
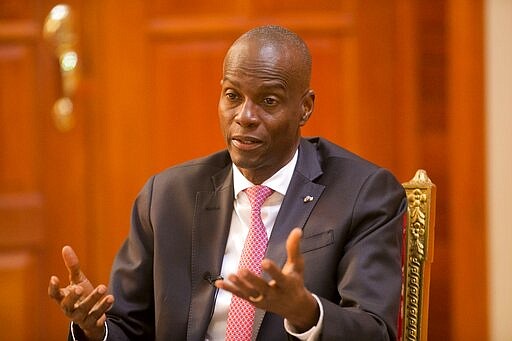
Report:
84,137,406,340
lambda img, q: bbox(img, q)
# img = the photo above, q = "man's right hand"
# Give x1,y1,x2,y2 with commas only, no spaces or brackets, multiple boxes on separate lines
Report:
48,246,114,341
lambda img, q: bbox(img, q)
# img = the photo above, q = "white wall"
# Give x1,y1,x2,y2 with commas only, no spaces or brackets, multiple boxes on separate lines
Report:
485,1,512,340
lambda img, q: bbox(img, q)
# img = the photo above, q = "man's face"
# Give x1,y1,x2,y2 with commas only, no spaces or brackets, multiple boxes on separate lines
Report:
218,41,313,184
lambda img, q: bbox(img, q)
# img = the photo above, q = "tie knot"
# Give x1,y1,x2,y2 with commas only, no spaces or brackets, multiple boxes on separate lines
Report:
244,185,273,211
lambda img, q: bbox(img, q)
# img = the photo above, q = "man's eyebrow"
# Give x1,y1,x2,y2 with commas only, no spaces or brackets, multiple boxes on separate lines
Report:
222,78,246,92
222,77,239,86
260,80,287,90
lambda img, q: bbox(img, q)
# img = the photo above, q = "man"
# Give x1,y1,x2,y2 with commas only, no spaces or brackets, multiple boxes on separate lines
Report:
49,25,406,340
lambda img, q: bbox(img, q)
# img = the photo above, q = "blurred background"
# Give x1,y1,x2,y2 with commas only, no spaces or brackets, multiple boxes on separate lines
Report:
0,1,510,340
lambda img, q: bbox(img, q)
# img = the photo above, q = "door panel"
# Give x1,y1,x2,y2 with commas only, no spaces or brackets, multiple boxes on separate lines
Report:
0,3,45,340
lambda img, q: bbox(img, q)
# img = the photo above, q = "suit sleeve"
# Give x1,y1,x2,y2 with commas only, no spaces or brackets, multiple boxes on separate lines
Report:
104,176,157,340
319,168,407,341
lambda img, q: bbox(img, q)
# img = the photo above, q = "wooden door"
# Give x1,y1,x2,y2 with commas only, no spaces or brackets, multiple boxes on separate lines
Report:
0,1,487,340
0,1,89,339
0,6,42,335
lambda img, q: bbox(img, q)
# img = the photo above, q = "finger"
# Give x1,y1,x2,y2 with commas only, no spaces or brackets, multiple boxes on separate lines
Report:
81,295,114,330
216,272,260,297
227,272,254,293
62,246,86,284
60,285,84,316
286,228,303,265
215,275,245,297
236,269,270,296
282,228,305,275
48,275,65,301
261,259,288,285
72,285,108,322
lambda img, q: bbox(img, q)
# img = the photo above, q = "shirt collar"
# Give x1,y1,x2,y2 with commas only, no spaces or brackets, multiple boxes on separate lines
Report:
232,149,298,199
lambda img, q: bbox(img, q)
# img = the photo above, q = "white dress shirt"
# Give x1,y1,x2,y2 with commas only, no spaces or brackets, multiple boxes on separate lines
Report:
205,150,324,340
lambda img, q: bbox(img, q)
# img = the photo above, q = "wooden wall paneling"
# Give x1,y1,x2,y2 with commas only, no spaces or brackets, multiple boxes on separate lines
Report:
81,0,152,283
38,0,90,339
40,77,90,339
352,1,399,171
0,252,38,340
0,1,36,20
414,1,454,340
394,0,420,181
149,0,248,17
150,38,228,166
447,0,488,339
0,45,38,192
300,25,358,149
0,4,45,338
253,0,352,14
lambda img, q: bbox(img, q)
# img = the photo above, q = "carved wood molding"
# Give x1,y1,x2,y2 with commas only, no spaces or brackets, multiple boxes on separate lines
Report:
0,21,39,42
147,13,354,39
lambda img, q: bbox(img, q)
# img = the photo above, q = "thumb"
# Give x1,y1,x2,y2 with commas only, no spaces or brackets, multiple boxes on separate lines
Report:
284,228,304,273
62,245,86,284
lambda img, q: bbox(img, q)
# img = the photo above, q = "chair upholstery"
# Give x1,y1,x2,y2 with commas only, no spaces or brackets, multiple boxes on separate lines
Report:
400,169,436,341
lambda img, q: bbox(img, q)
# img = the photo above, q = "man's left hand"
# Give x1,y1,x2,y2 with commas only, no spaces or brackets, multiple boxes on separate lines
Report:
215,227,319,332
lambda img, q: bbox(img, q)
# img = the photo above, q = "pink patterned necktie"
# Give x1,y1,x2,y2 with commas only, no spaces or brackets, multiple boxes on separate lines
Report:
225,185,274,341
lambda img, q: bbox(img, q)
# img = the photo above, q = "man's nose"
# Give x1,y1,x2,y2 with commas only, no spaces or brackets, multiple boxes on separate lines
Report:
236,99,259,126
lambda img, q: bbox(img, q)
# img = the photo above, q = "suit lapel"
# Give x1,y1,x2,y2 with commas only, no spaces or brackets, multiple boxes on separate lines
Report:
254,138,325,338
265,138,325,269
187,165,234,341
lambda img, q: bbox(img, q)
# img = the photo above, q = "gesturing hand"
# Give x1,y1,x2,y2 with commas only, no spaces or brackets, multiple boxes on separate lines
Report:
48,246,114,340
216,228,319,332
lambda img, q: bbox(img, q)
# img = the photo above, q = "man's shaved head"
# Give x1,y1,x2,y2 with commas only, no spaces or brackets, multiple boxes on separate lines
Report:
224,25,312,92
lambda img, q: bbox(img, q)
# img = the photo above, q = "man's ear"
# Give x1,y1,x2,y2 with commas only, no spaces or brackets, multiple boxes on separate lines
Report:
299,89,315,126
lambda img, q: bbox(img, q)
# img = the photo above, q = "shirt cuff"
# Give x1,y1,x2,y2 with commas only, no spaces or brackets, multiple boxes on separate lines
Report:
70,321,108,341
283,293,324,341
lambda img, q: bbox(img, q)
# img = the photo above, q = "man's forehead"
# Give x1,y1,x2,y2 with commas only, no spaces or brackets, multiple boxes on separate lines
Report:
222,73,288,91
225,39,291,65
222,39,308,93
224,47,293,75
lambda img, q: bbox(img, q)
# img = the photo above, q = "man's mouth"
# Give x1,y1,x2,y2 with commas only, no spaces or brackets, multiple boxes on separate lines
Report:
231,135,263,151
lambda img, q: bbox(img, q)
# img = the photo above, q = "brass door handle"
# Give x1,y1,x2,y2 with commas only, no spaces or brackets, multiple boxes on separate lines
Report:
43,4,79,132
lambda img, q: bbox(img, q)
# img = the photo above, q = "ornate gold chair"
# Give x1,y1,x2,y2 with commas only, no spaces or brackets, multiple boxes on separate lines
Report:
399,169,436,341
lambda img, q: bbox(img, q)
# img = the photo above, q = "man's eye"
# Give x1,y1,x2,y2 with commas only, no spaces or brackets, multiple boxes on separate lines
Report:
263,97,277,105
226,92,238,101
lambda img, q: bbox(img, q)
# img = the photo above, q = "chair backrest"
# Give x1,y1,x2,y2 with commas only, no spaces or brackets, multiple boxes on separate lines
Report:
399,169,436,341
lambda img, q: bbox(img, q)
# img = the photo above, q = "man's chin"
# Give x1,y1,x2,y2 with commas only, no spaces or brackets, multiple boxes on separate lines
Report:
229,153,262,170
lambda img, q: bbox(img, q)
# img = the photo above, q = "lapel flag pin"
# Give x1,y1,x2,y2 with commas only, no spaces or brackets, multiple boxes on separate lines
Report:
303,195,314,203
